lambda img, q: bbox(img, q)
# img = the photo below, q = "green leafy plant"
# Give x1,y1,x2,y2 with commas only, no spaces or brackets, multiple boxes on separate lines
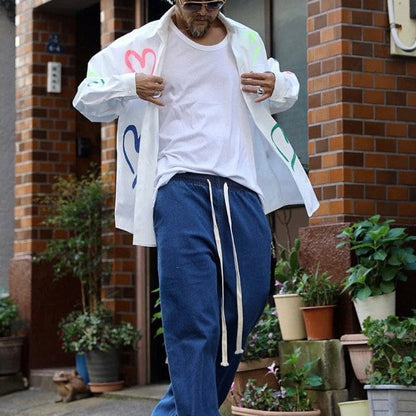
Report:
151,288,163,338
36,170,113,314
242,304,281,361
363,313,416,386
337,215,416,301
297,267,340,307
230,347,322,411
0,294,19,337
274,238,304,295
58,306,141,353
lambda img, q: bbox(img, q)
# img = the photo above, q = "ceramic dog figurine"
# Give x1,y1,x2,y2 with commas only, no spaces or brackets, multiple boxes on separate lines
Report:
53,370,89,402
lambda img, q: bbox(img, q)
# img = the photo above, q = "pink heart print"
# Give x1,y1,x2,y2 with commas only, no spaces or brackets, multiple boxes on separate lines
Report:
124,48,157,75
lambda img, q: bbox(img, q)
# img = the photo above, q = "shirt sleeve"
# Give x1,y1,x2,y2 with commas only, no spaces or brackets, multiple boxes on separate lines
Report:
72,41,144,123
267,58,300,114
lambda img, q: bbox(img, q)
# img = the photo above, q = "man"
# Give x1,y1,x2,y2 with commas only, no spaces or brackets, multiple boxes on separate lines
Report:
73,1,319,415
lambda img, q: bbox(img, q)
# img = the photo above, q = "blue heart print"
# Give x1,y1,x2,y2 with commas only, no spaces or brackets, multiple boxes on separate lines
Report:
123,125,141,189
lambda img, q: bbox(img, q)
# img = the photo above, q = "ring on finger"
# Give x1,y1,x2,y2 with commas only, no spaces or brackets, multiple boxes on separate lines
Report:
152,90,162,98
256,86,265,97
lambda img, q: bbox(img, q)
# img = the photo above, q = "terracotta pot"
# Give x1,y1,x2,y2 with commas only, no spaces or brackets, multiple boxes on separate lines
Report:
232,357,279,396
273,294,306,340
88,380,124,392
231,405,321,416
340,333,372,384
300,305,336,340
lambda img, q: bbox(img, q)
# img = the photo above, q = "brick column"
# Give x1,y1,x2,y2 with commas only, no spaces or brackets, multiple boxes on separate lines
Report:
302,1,416,334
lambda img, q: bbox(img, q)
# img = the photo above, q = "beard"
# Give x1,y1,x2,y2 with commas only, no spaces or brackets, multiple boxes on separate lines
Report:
187,16,213,37
175,7,216,38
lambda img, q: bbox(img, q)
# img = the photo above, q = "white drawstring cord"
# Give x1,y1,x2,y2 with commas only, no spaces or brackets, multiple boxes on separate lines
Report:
207,179,229,367
207,180,245,366
223,183,244,354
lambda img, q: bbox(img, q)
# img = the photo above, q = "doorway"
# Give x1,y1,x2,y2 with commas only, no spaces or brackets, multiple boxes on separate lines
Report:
142,0,171,384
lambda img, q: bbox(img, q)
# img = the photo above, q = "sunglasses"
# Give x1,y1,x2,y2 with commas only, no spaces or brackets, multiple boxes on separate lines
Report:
180,1,225,12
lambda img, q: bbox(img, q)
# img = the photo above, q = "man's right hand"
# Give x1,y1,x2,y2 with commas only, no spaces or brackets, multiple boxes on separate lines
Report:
135,73,165,106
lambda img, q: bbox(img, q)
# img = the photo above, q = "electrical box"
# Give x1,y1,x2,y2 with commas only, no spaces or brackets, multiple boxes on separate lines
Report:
47,62,62,93
390,0,416,57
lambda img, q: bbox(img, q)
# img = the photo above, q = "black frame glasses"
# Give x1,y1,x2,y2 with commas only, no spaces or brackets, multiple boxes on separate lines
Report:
180,1,225,12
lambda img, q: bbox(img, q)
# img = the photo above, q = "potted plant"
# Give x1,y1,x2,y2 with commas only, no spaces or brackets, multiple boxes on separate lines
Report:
232,304,282,397
337,215,416,328
273,239,306,341
59,306,141,391
363,313,416,416
0,292,24,376
37,170,141,391
296,267,340,340
230,347,322,415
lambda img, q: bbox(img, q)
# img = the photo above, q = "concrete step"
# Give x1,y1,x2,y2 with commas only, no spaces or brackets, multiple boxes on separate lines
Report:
30,367,73,392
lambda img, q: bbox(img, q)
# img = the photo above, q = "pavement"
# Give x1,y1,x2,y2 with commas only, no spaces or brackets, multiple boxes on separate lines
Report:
0,383,168,416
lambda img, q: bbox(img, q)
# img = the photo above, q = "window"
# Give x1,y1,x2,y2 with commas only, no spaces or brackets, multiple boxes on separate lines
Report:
225,0,308,167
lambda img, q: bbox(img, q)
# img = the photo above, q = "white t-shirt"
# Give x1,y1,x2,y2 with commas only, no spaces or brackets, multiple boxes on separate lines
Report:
156,20,261,196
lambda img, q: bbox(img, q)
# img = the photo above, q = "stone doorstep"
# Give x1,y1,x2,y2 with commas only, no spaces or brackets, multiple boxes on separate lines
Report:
30,367,74,392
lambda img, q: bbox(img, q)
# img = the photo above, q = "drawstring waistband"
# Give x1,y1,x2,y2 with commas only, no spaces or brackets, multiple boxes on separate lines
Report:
207,179,244,367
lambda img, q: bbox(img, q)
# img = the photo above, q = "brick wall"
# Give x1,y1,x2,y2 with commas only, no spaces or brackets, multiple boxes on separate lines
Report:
307,0,416,226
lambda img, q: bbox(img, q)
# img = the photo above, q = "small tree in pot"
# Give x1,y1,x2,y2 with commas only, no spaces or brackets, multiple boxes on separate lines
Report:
37,170,112,314
37,170,141,390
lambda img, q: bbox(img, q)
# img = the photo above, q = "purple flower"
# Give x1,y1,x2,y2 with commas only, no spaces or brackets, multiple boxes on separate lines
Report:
267,362,277,375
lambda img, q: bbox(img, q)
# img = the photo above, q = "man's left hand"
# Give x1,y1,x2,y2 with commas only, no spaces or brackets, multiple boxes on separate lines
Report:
241,71,276,103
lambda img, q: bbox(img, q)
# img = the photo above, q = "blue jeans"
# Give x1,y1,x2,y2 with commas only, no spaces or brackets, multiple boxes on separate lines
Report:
151,173,271,416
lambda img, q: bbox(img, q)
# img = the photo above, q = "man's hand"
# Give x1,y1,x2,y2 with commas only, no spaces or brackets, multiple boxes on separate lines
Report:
241,71,276,103
135,73,165,106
